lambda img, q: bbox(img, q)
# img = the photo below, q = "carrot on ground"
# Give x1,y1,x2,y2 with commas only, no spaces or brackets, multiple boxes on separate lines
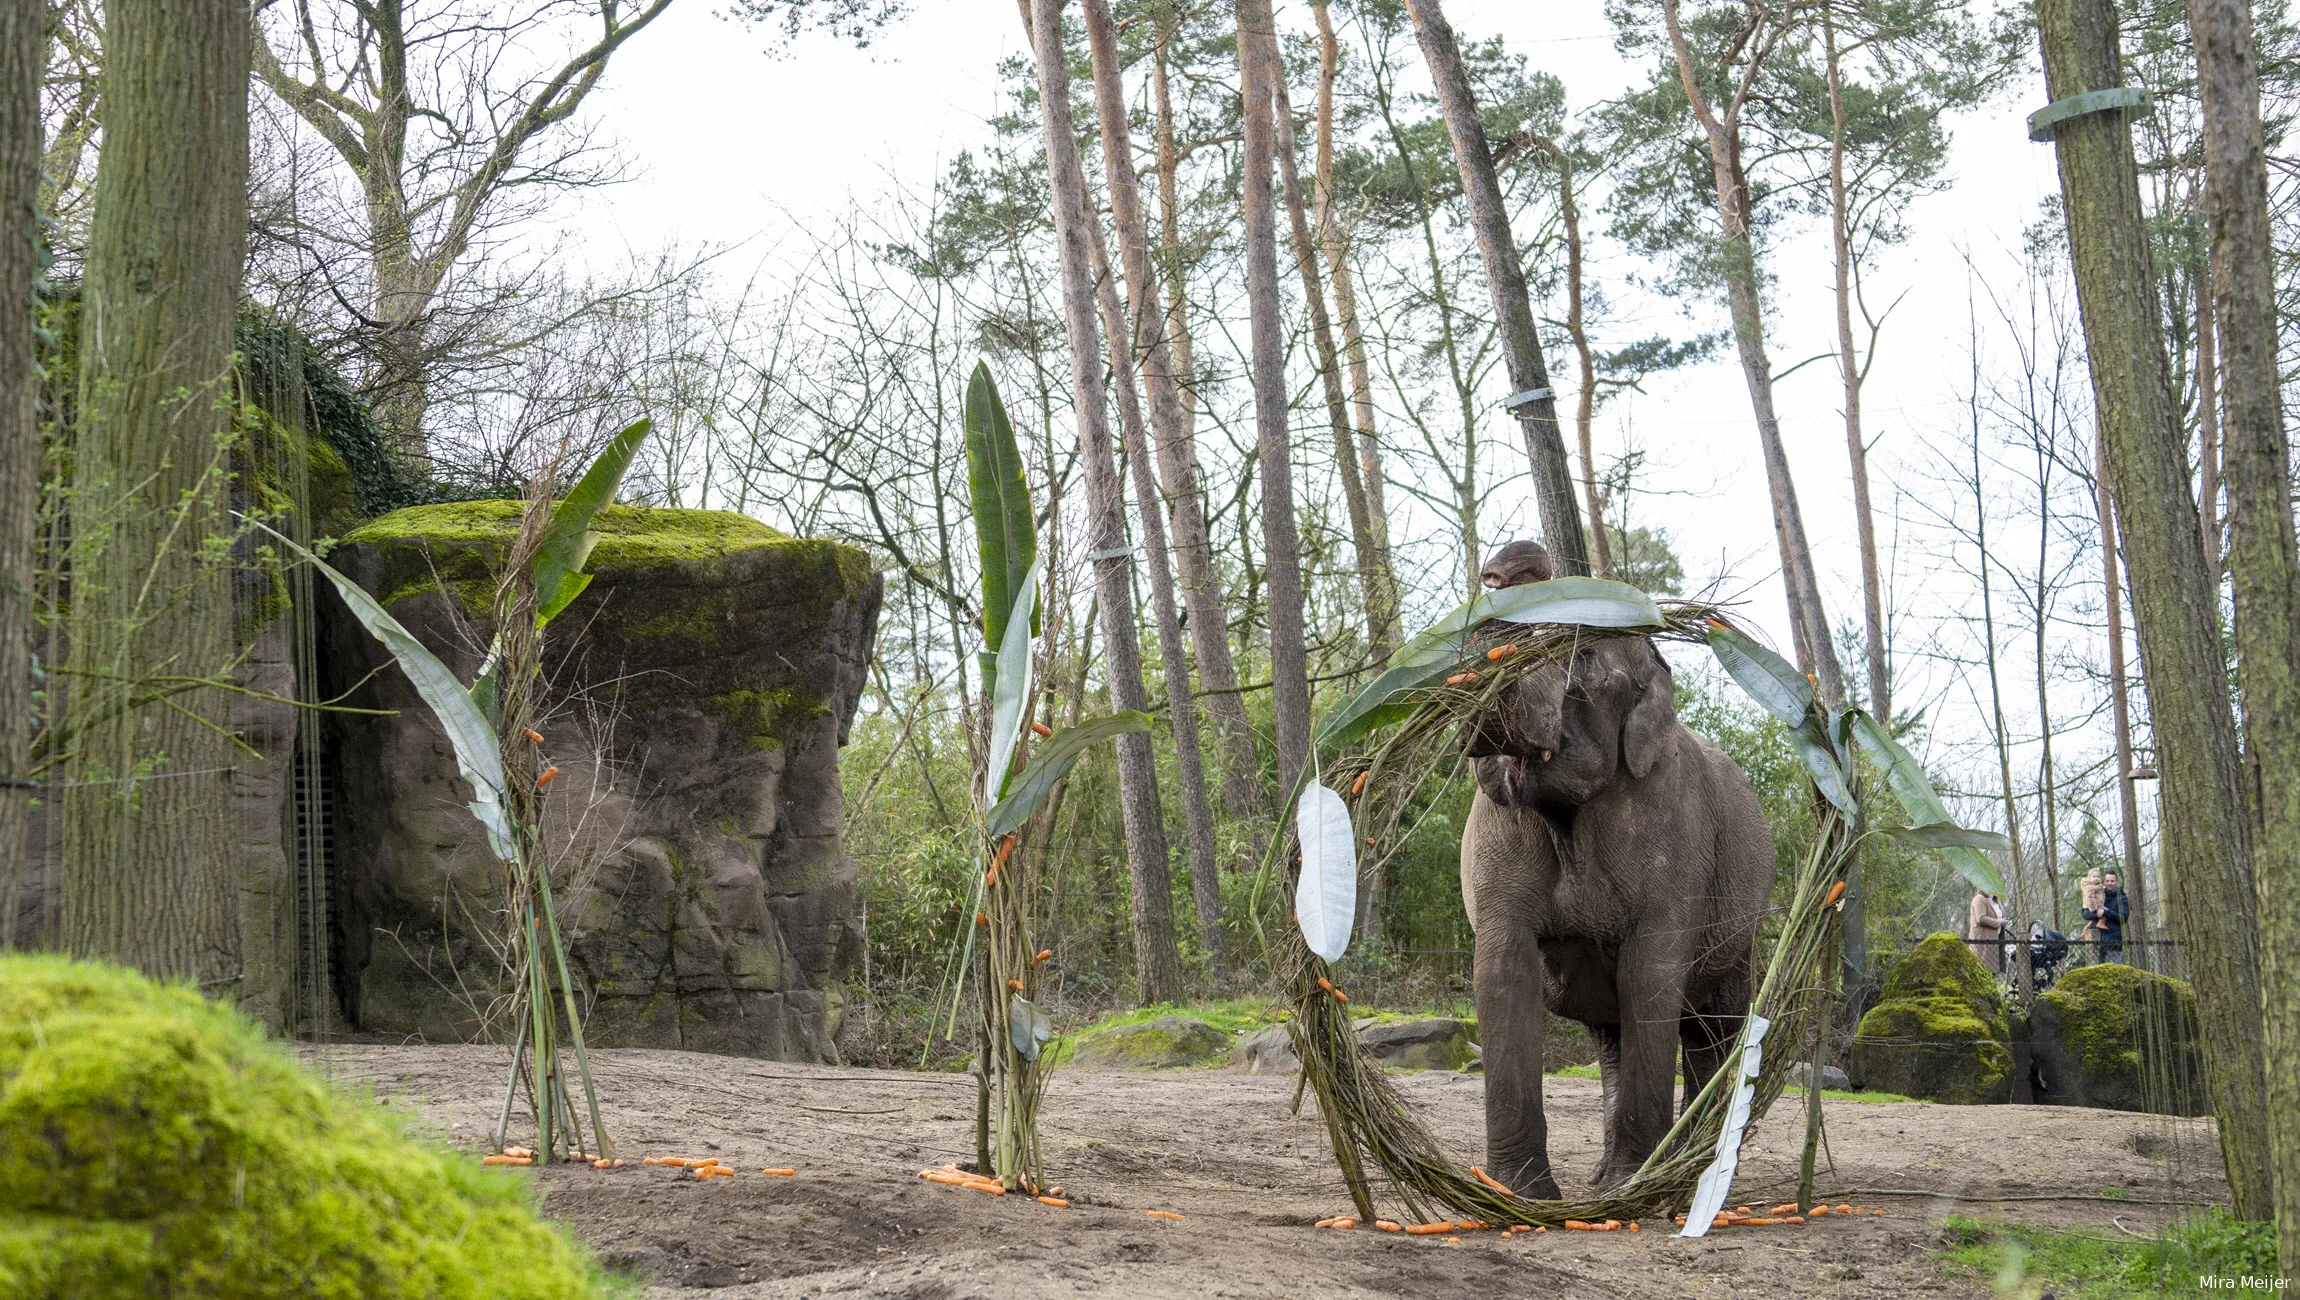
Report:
482,1155,530,1166
1374,1221,1400,1232
1037,1197,1069,1208
761,1168,795,1177
1146,1210,1184,1221
1470,1166,1514,1195
1770,1204,1799,1216
1403,1222,1456,1236
1785,1216,1806,1224
1330,1218,1356,1230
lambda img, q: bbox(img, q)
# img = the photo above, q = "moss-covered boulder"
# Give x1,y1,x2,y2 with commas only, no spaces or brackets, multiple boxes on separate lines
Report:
320,501,881,1060
1358,1018,1478,1070
0,955,611,1298
1849,932,2012,1104
1072,1016,1230,1068
2030,964,2208,1115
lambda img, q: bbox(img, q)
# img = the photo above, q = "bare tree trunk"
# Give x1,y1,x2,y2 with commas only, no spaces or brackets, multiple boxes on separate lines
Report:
1269,58,1396,654
1027,0,1183,1004
1970,380,2034,1003
2033,447,2064,930
1400,0,1588,576
1083,190,1227,986
2095,423,2150,951
0,0,36,941
1234,0,1314,798
60,0,248,983
1824,10,1890,727
1149,34,1262,818
2195,271,2222,567
2038,0,2271,1219
1311,0,1396,616
1530,136,1610,577
2190,0,2300,1256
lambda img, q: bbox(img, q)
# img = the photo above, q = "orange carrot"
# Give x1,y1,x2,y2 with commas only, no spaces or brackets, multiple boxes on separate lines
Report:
995,834,1016,866
1146,1210,1184,1221
1486,644,1519,661
968,1181,1006,1196
1317,977,1333,992
976,912,989,926
482,1155,530,1166
1470,1166,1514,1195
1534,1226,1546,1234
1333,989,1349,1003
1330,1218,1356,1230
523,728,545,744
1046,1187,1063,1198
1835,1205,1853,1215
1808,1206,1829,1216
1602,1220,1620,1231
1770,1204,1799,1216
1037,1196,1069,1208
1313,1218,1337,1229
1034,949,1052,963
1871,1209,1886,1216
761,1168,795,1176
1350,771,1368,796
1365,837,1376,847
1440,1237,1460,1244
1404,1222,1456,1235
1375,1221,1400,1232
1820,881,1846,910
536,766,560,789
1627,1222,1640,1232
1785,1216,1806,1225
1030,721,1053,738
1562,1220,1595,1231
1738,1217,1783,1226
1007,978,1023,992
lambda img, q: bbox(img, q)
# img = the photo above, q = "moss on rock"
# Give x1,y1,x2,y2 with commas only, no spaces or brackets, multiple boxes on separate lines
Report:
1850,933,2013,1104
2030,964,2206,1114
1882,930,2005,1019
0,955,616,1298
1071,1015,1231,1069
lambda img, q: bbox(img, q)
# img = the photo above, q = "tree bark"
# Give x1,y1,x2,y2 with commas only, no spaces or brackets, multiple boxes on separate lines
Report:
1311,0,1397,620
1076,72,1226,980
2037,0,2271,1219
2195,271,2222,568
1027,0,1183,1004
2094,423,2150,951
1234,0,1314,798
60,0,248,982
1148,33,1262,818
1540,141,1609,577
1824,10,1890,728
1400,0,1588,576
2189,0,2300,1255
1269,54,1397,654
1972,392,2034,1002
0,0,37,942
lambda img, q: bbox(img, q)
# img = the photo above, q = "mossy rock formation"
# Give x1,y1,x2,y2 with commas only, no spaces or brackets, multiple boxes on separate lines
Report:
320,501,881,1060
2029,964,2208,1115
1849,932,2012,1104
1072,1016,1231,1068
0,955,612,1298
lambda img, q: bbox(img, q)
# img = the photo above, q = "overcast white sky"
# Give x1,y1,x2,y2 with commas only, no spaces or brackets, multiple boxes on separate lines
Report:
542,0,2102,840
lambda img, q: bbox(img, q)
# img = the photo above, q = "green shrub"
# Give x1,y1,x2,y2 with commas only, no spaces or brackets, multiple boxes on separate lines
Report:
0,955,619,1299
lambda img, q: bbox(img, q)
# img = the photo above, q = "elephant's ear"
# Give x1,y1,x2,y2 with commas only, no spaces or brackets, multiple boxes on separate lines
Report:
1621,641,1676,779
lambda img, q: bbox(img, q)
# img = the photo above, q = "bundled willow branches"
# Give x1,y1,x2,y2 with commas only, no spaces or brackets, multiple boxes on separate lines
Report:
1253,592,2003,1225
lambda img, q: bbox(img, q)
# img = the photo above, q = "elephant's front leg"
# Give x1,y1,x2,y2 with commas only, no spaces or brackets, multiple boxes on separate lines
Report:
1592,930,1688,1189
1475,924,1561,1200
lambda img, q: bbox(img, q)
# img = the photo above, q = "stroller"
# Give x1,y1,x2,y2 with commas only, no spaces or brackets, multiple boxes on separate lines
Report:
2026,922,2071,990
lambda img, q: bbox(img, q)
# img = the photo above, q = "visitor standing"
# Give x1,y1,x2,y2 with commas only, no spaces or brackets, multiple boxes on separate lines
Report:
1968,890,2008,974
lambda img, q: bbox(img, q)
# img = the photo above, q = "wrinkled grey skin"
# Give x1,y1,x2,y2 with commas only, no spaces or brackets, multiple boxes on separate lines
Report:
1461,544,1770,1196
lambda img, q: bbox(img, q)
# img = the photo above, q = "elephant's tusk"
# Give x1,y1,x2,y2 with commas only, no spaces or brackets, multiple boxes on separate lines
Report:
1539,749,1553,762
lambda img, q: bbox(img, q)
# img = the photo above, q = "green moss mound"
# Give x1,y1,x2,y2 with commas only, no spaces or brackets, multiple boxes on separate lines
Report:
1850,934,2012,1104
1071,1015,1231,1068
0,955,617,1299
2031,963,2206,1114
1881,931,2004,1019
346,500,790,569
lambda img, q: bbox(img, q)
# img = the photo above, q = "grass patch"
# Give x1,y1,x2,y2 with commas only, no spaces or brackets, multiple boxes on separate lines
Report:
1782,1085,1920,1105
1935,1211,2276,1299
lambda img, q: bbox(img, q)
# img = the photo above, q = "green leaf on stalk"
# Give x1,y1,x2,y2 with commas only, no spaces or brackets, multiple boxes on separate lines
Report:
1849,710,2005,894
1390,577,1662,671
1885,823,2014,853
982,557,1043,808
966,362,1038,650
1792,725,1858,816
251,521,515,861
535,418,653,628
986,710,1150,840
1705,624,1813,728
1009,995,1054,1062
1314,659,1459,748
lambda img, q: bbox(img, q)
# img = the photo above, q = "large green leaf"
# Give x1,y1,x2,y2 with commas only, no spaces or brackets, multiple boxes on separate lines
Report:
1314,659,1460,748
535,418,653,628
986,711,1151,840
1792,725,1858,817
1887,823,2014,853
982,557,1043,808
1849,710,2005,894
966,363,1037,651
1390,577,1662,671
252,522,515,861
1008,995,1054,1062
1705,624,1812,729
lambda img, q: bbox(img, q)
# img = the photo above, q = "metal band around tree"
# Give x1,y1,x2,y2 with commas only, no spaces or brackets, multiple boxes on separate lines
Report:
1500,386,1553,410
2026,87,2152,142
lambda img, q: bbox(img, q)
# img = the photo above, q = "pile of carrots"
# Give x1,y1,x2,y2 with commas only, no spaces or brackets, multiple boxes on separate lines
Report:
1675,1202,1887,1229
1313,1217,1551,1237
916,1164,1069,1208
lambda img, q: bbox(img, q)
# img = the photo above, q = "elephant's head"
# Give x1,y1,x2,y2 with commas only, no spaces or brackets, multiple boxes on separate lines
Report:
1464,543,1676,808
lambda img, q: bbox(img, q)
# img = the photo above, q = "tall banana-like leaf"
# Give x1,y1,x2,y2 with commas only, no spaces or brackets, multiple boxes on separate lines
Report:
987,711,1151,840
1704,624,1814,729
966,363,1037,652
1008,995,1054,1062
1849,710,2006,894
251,522,516,862
1390,577,1663,671
1315,659,1460,749
982,557,1043,809
534,418,654,628
1295,781,1358,963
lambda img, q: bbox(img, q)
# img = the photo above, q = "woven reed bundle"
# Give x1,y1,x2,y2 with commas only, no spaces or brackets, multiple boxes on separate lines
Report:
1250,597,1872,1227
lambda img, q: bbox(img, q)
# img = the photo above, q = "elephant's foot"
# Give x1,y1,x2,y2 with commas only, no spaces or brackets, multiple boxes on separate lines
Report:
1490,1158,1561,1201
1589,1150,1644,1191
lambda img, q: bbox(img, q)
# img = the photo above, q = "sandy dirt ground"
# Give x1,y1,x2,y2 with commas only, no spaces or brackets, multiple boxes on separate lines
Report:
319,1045,2228,1298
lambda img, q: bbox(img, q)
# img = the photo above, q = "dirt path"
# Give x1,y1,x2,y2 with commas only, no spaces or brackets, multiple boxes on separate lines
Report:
322,1045,2226,1298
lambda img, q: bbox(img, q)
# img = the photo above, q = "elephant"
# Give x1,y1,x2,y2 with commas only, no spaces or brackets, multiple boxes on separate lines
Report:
1460,541,1771,1196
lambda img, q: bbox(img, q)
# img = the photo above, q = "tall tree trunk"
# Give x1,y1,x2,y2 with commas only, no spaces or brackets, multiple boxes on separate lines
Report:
1149,34,1262,818
2189,0,2300,1255
2033,446,2064,931
1268,58,1396,654
2195,271,2222,567
2037,0,2271,1220
59,0,248,982
1234,0,1313,798
1027,0,1183,1004
1400,0,1588,576
1536,139,1610,577
1083,183,1227,985
1663,0,1863,988
1824,10,1890,727
1971,392,2034,1002
0,0,36,942
2095,423,2150,950
1311,0,1396,618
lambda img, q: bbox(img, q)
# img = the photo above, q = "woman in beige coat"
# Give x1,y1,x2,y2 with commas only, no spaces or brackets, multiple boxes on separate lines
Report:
1968,890,2008,974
